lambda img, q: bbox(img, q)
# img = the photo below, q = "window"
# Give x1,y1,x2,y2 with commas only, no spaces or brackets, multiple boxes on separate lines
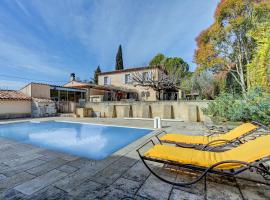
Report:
104,77,108,85
125,74,132,84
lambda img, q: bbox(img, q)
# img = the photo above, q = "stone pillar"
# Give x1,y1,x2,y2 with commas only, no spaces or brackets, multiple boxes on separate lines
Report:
161,105,172,119
188,105,198,122
107,105,116,118
142,105,152,118
123,105,131,118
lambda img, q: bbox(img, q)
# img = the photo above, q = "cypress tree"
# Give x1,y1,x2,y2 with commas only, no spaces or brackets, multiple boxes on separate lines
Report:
115,45,124,70
94,65,101,84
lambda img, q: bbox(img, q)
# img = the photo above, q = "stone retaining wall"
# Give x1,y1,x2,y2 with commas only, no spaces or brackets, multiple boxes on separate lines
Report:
85,101,210,122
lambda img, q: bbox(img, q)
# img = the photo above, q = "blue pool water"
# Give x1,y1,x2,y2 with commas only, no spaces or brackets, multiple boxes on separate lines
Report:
0,121,151,160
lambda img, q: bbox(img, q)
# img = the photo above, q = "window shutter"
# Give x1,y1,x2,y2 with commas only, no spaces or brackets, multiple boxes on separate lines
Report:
148,71,153,79
108,77,112,85
122,74,126,84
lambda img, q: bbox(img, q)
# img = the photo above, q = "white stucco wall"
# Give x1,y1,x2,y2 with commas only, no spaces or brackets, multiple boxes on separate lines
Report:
0,100,31,115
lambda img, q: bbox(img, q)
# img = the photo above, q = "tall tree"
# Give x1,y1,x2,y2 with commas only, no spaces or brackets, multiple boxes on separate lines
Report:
149,54,189,85
115,45,124,70
149,53,165,66
94,65,101,84
194,0,259,98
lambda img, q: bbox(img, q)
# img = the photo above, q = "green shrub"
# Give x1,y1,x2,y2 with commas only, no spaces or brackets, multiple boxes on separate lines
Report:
203,88,270,126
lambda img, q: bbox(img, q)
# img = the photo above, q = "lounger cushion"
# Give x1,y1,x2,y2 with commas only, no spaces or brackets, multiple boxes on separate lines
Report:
144,134,270,170
160,123,258,145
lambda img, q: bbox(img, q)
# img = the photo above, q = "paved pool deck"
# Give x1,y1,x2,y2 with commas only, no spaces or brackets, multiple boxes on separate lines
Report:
0,117,269,200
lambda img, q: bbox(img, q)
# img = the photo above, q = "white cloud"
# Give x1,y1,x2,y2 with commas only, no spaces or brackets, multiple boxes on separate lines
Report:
0,80,27,90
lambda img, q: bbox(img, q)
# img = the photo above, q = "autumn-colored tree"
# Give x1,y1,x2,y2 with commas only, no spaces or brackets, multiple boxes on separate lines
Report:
194,0,261,98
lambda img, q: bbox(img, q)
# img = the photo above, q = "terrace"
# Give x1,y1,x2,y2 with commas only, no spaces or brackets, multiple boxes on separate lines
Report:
0,117,268,200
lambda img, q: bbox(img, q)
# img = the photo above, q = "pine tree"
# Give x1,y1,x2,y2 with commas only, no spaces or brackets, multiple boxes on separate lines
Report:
115,45,124,70
94,65,101,84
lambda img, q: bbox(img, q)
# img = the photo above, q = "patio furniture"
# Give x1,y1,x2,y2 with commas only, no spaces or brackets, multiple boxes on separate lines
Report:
156,122,266,151
137,134,270,187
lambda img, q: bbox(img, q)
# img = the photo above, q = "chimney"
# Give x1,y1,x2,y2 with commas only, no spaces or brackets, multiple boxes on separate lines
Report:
70,73,75,81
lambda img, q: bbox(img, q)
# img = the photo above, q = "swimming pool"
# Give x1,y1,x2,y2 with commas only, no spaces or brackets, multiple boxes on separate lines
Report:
0,121,151,160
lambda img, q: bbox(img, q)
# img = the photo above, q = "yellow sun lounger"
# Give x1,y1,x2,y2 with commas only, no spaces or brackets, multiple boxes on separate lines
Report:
137,134,270,186
157,122,261,150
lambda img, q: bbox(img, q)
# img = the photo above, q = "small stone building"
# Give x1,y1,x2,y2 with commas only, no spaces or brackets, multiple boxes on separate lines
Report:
0,90,32,119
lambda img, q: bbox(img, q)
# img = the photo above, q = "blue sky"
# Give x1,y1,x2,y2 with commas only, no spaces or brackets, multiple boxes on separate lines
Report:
0,0,219,89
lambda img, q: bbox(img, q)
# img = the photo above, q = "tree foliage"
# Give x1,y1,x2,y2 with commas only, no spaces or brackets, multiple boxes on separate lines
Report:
149,53,165,66
149,53,189,84
163,57,189,79
94,65,101,84
181,71,222,100
194,0,270,98
115,45,124,70
247,1,270,92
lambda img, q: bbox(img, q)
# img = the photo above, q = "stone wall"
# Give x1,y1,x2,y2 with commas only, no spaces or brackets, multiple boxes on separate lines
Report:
0,100,31,119
31,99,57,118
85,101,210,122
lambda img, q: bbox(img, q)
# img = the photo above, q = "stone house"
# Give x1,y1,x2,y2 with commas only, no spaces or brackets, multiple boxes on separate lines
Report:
98,66,179,101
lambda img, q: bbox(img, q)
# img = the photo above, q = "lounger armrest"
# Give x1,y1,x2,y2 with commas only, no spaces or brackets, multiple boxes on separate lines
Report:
137,140,155,156
201,139,230,150
155,130,167,143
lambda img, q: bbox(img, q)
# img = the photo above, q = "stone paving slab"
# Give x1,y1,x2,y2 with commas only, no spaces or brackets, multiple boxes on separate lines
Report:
38,150,78,161
206,181,242,200
26,158,67,176
236,179,270,200
58,164,78,174
24,186,71,200
0,189,26,200
67,179,104,199
90,156,137,185
14,169,67,195
53,164,98,193
122,161,151,183
170,189,204,200
2,159,46,177
111,177,142,194
174,169,205,196
137,174,173,200
3,154,42,167
0,172,35,193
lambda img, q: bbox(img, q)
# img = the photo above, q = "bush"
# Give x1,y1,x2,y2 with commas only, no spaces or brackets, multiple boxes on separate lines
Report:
203,88,270,126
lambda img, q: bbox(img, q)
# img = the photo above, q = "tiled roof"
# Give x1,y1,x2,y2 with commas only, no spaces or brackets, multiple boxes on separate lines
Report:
0,90,31,101
98,65,163,76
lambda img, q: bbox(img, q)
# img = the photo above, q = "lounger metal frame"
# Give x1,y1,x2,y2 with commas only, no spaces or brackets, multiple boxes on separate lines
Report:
137,139,270,187
156,121,269,151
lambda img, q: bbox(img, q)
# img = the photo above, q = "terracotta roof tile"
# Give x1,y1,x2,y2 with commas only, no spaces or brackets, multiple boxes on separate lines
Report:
0,90,31,101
